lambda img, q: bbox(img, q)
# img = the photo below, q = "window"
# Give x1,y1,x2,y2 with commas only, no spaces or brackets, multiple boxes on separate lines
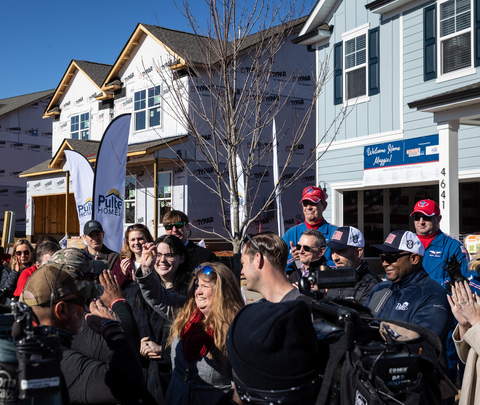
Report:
334,24,378,105
71,113,89,139
157,172,172,222
345,34,367,100
134,85,162,131
125,176,136,224
439,0,472,75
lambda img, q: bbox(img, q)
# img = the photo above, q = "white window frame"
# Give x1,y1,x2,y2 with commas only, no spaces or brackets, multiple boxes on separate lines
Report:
157,170,173,223
436,0,476,83
134,85,162,132
125,175,136,225
342,23,370,106
71,112,89,140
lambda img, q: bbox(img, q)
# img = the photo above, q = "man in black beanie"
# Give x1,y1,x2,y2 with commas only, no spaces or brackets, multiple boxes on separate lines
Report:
223,299,322,404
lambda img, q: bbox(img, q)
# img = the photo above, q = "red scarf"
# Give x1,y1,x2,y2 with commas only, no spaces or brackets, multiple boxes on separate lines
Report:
181,308,214,362
305,218,325,229
417,232,438,249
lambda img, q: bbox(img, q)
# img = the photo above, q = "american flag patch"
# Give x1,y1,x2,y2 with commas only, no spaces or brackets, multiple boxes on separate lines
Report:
332,230,343,240
385,234,396,244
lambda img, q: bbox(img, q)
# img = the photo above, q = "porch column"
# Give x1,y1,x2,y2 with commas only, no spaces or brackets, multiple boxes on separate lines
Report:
437,120,459,237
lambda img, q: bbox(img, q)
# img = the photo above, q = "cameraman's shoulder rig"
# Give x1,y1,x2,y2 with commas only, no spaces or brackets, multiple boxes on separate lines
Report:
309,300,455,405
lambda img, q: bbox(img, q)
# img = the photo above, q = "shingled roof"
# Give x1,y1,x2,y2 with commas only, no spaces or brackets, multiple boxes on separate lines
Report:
73,60,112,88
44,60,113,118
0,89,54,118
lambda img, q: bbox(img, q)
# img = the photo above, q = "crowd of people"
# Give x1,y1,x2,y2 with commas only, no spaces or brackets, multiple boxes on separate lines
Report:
1,187,480,404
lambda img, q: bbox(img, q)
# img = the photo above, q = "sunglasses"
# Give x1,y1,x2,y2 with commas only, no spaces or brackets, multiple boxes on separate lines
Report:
243,233,263,258
15,250,31,256
127,223,148,232
413,215,435,222
164,222,185,231
295,244,319,252
196,265,216,276
380,252,412,264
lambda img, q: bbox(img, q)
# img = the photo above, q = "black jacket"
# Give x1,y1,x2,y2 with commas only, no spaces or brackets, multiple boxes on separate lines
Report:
84,244,119,271
186,240,217,268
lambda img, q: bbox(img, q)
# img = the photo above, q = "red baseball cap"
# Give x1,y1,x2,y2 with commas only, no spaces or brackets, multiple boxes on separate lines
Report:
410,199,440,217
300,187,326,204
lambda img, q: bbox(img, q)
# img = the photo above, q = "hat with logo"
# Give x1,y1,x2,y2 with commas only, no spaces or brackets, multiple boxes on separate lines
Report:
327,226,365,250
300,186,326,204
48,248,108,275
83,219,104,235
371,230,424,256
410,199,440,217
20,263,104,307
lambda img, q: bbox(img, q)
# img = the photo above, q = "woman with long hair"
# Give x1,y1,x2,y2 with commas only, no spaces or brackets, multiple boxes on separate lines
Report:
112,224,154,287
0,239,34,301
113,229,193,405
137,245,245,405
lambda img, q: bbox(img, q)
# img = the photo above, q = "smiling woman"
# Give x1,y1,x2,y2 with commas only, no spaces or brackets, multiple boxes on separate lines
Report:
136,251,245,405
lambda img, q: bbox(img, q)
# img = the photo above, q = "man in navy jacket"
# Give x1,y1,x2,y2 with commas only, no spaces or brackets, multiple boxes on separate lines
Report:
366,230,452,344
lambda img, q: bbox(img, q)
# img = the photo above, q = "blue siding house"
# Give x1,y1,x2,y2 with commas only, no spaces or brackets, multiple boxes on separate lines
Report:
295,0,480,258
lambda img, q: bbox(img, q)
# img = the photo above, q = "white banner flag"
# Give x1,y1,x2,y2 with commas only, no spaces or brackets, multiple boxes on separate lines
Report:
64,150,94,235
272,119,284,236
230,154,245,235
92,114,131,252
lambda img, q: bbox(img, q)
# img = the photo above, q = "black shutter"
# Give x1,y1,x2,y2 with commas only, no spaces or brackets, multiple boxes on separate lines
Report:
424,4,437,81
369,27,380,96
334,41,343,105
475,0,480,66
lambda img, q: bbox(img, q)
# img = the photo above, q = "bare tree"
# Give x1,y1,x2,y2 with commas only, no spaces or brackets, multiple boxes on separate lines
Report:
141,0,348,262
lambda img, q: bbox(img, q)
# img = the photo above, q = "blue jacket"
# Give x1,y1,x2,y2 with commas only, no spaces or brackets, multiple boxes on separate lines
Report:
282,220,337,273
365,267,453,343
422,230,474,289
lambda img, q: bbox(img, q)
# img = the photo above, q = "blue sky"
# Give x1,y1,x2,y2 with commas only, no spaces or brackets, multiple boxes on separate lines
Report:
1,0,313,100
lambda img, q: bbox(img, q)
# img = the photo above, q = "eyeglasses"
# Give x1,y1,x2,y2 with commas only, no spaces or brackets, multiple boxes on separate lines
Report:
295,244,319,252
127,223,148,232
413,215,434,222
156,252,177,260
196,265,216,276
164,222,185,231
15,250,31,256
380,252,412,264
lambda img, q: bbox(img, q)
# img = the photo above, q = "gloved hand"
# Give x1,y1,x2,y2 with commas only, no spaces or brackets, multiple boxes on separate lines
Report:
442,254,469,292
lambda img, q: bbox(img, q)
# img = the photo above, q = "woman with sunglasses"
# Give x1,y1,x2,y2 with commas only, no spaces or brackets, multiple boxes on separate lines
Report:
136,246,245,405
0,239,34,302
118,233,193,404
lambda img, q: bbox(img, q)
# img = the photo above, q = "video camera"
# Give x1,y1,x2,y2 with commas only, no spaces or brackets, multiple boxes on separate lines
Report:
0,301,63,404
298,262,449,405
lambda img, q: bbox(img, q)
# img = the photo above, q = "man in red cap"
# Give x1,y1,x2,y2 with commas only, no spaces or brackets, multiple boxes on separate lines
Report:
282,186,337,273
410,199,473,288
411,198,478,395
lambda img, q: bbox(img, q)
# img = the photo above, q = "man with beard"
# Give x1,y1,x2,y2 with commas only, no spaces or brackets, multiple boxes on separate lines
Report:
20,263,144,404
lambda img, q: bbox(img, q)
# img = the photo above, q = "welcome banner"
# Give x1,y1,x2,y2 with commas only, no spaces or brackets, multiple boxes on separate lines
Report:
92,114,131,252
64,150,94,235
363,135,439,186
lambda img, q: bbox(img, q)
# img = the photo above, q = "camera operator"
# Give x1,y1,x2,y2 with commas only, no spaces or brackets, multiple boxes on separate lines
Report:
365,230,453,344
20,263,145,404
322,226,381,305
219,299,322,405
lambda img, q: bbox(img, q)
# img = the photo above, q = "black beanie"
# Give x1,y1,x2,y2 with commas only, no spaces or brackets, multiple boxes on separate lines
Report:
226,299,320,391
